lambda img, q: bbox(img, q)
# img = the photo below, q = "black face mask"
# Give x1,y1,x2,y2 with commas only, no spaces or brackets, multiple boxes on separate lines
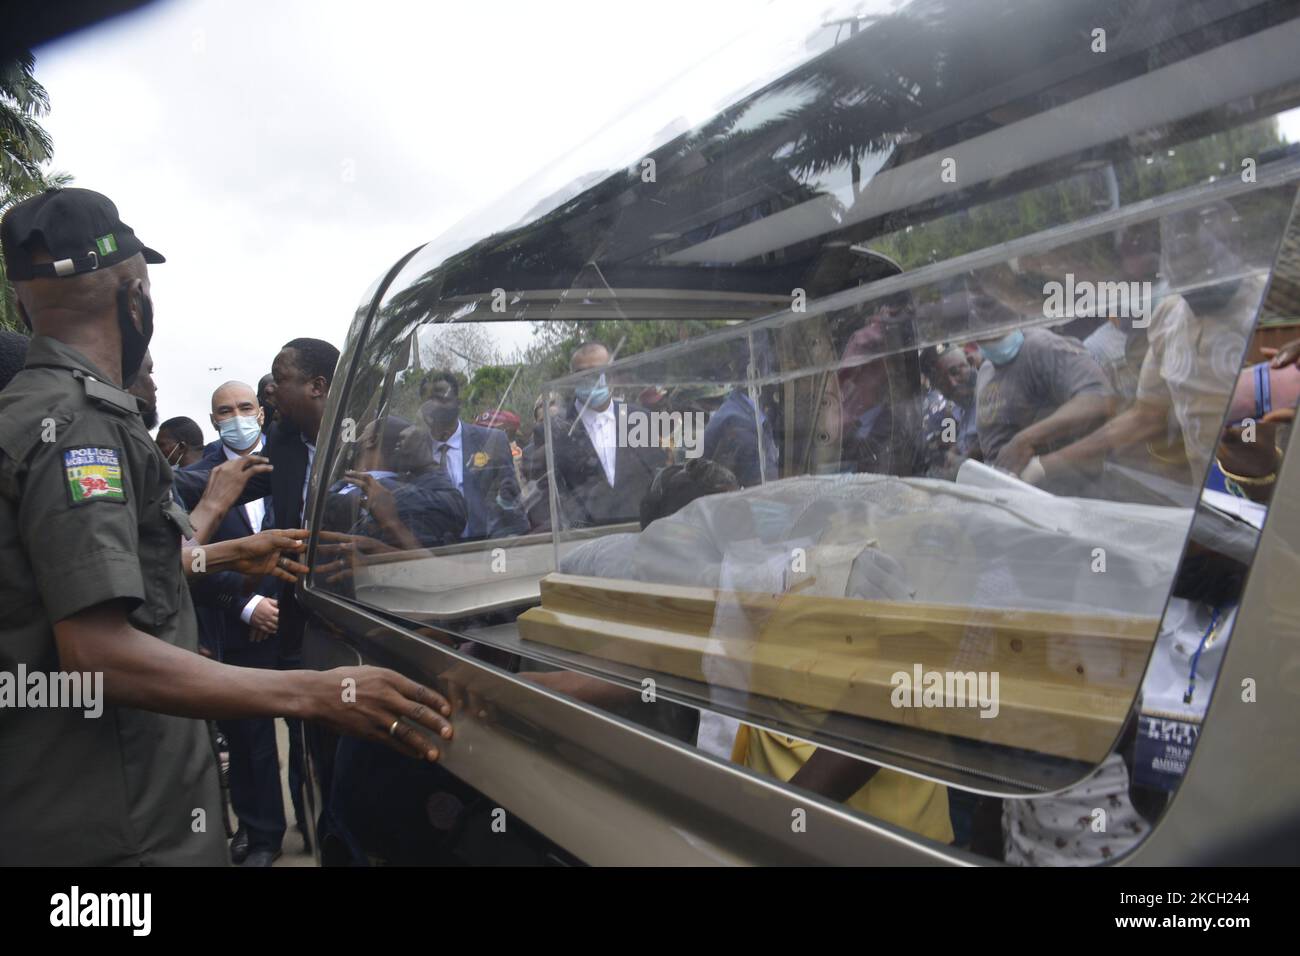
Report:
116,282,154,388
1183,280,1242,317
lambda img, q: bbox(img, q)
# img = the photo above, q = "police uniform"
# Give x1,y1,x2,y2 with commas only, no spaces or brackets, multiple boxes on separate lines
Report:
0,189,226,865
0,337,227,865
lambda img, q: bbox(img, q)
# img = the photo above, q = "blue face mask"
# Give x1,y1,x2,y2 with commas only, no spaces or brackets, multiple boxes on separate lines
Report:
217,413,263,451
979,330,1024,366
575,372,610,409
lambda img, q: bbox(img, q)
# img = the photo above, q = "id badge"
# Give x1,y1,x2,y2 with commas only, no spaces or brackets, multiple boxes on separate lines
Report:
1134,714,1200,792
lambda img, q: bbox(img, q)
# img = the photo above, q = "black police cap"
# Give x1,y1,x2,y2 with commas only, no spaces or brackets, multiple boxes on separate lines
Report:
1,187,164,281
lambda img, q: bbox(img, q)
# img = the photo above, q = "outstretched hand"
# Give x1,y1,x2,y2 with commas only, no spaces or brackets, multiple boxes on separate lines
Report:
230,528,310,582
204,454,273,509
309,665,454,762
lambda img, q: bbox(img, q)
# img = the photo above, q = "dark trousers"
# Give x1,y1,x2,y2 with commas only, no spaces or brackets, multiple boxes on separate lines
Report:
284,717,308,827
220,636,286,853
278,651,309,831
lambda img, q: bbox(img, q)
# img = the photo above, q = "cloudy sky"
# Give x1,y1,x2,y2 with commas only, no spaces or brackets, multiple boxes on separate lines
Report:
33,0,848,431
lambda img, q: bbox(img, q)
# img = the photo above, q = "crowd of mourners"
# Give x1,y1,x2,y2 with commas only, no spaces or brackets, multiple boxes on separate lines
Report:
2,186,1296,866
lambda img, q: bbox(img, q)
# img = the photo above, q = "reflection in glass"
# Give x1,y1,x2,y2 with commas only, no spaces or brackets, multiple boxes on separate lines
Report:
311,0,1300,863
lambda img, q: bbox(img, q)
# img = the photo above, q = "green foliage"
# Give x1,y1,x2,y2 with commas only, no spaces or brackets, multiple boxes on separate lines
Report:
523,319,732,384
387,368,425,424
1,52,71,334
382,319,737,431
0,53,52,192
464,364,516,413
870,117,1286,273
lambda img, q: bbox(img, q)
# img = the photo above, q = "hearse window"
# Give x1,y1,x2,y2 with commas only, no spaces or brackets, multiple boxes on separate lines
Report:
309,0,1300,857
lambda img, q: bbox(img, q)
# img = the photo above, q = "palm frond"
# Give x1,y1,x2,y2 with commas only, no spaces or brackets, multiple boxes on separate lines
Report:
0,53,51,117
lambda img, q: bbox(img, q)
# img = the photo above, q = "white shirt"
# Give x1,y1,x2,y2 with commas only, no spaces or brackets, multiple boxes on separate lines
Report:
339,470,398,494
1136,276,1265,480
223,438,267,532
577,400,617,486
223,438,270,625
435,422,464,491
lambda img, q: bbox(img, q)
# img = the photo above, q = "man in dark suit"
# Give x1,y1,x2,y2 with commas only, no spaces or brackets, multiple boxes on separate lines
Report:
539,342,666,529
323,414,467,554
257,372,278,436
419,370,527,540
260,336,341,849
187,380,285,866
702,387,778,488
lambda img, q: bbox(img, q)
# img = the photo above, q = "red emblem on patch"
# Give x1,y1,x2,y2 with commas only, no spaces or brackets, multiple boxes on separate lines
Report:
79,475,110,494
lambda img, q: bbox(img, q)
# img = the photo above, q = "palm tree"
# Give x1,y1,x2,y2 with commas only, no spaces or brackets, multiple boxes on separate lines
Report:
2,53,53,194
2,52,71,333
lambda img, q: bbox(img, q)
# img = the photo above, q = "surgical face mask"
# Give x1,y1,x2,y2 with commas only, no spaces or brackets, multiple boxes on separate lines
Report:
217,414,262,451
575,373,610,409
979,329,1024,366
116,282,154,388
165,442,186,467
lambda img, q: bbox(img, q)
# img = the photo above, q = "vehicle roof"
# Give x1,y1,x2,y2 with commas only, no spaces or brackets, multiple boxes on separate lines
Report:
367,0,1280,325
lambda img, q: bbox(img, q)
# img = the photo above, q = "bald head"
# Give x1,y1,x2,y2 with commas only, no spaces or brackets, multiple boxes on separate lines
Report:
212,380,257,411
210,380,264,452
569,341,609,373
570,341,613,412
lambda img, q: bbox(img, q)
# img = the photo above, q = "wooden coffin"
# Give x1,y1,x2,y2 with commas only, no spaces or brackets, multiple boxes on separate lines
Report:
517,573,1160,762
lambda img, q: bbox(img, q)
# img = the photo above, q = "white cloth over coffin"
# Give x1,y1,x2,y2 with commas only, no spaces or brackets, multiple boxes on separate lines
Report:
607,474,1190,618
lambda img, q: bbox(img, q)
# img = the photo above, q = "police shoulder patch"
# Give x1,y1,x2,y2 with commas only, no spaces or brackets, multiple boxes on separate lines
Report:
63,446,128,505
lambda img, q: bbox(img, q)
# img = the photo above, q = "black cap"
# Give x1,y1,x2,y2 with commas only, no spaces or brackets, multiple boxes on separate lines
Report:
1,187,164,281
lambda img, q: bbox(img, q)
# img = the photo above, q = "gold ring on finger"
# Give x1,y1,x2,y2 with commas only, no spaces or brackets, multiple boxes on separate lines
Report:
389,718,400,737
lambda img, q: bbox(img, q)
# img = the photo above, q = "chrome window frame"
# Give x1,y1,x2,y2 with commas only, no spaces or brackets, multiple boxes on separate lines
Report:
296,185,1300,864
295,0,1300,862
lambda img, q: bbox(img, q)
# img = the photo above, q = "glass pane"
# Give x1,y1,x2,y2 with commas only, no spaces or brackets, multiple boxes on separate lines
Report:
308,0,1300,855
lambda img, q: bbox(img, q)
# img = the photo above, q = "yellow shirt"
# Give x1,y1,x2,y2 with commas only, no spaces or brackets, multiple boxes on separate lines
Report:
734,725,954,845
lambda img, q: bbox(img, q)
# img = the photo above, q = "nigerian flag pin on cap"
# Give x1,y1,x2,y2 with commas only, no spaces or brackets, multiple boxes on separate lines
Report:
2,187,166,280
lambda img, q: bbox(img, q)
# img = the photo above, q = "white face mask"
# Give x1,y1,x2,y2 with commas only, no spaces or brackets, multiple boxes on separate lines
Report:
216,414,262,451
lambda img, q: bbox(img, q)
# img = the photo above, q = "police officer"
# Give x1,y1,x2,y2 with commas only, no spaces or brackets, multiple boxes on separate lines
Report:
0,188,454,866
